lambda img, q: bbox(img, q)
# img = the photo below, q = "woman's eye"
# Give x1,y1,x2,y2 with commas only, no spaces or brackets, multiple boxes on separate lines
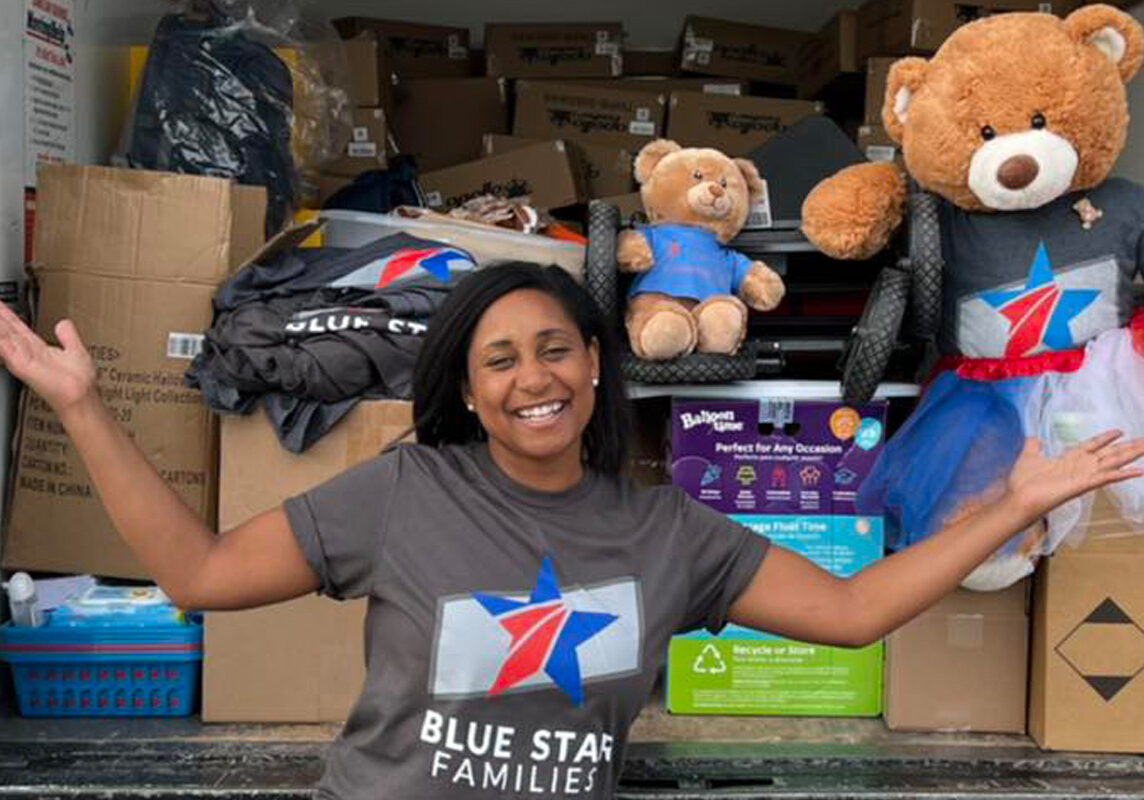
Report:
543,347,570,359
487,358,513,370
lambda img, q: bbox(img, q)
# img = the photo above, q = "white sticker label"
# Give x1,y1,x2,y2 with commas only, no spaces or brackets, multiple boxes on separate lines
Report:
611,54,623,76
596,29,611,42
448,34,459,46
352,126,369,142
635,107,651,122
629,120,656,136
167,333,204,360
425,190,443,208
348,142,377,158
596,41,620,56
687,35,714,52
865,145,897,163
704,83,741,96
449,45,468,60
696,51,711,65
742,179,773,230
1038,2,1052,10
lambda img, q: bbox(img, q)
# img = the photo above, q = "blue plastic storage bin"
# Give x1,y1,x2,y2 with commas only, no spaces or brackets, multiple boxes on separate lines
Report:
0,608,202,718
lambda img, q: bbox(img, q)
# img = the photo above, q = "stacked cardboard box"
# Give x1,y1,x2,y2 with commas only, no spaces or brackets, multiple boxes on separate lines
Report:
419,140,585,212
679,16,810,86
483,134,635,199
667,399,888,717
3,165,265,579
666,92,822,156
204,401,413,722
485,22,624,78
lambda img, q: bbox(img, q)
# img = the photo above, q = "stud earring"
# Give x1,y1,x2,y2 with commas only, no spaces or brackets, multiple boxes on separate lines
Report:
592,377,599,388
466,402,475,412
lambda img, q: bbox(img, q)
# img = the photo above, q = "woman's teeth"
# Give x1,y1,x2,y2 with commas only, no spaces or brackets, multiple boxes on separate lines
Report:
516,401,566,420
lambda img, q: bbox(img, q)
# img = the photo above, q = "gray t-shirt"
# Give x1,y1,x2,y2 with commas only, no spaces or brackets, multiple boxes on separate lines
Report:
938,178,1144,358
284,441,769,800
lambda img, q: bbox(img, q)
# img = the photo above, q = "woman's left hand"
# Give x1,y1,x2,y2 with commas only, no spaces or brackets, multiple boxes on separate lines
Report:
1008,431,1144,519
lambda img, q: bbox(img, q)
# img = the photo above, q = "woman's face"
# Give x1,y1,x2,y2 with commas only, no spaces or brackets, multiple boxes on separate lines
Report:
465,289,599,478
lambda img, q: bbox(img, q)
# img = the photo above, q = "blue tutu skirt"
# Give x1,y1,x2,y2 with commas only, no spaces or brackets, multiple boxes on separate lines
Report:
858,325,1144,590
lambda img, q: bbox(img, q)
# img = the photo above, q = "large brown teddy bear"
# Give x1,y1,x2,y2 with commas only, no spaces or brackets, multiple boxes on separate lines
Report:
617,140,785,361
802,5,1144,590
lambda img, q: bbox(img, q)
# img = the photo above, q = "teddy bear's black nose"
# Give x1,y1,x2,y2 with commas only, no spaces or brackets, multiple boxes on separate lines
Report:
997,155,1040,190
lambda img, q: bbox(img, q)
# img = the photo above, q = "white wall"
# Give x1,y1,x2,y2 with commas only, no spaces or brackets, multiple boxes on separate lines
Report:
1,0,24,284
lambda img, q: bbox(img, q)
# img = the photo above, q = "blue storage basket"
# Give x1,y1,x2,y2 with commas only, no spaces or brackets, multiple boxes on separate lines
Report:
0,616,202,717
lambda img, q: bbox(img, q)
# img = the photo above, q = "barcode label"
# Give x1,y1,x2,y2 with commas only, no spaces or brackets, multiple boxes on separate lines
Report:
629,120,656,136
425,191,444,208
167,333,204,360
596,41,619,56
866,145,897,163
758,399,795,426
704,83,741,96
348,142,378,157
449,45,468,59
352,126,369,142
742,179,773,230
1038,2,1052,10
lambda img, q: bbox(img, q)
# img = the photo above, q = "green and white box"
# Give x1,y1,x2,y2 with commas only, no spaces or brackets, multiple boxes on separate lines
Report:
667,514,884,716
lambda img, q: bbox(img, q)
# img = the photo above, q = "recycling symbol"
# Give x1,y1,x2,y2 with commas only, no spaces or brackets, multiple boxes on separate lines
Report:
693,643,727,675
1055,597,1144,701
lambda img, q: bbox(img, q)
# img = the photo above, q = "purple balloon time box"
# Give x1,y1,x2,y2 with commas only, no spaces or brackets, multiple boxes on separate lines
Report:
671,398,887,516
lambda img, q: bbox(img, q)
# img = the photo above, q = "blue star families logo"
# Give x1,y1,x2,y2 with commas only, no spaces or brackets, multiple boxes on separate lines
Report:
330,246,475,290
474,559,618,706
980,242,1099,358
429,559,641,705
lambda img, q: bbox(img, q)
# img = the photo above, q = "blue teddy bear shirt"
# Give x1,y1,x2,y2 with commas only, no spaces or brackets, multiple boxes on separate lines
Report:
627,224,755,303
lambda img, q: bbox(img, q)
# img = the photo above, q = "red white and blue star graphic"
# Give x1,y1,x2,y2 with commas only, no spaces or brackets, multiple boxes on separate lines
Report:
473,558,618,705
376,247,466,288
980,242,1100,358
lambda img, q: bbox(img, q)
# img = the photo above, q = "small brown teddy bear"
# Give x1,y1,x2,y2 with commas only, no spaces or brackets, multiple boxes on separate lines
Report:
801,5,1144,590
617,140,785,361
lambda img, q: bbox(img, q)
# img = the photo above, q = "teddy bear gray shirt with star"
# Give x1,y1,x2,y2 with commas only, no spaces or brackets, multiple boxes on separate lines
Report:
937,178,1144,359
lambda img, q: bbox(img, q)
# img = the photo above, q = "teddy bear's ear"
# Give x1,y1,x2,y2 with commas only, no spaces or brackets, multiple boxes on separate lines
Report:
1064,4,1144,83
633,139,682,184
882,57,929,145
734,158,766,202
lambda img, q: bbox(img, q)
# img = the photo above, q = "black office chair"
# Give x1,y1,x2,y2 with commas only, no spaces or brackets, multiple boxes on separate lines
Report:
585,201,759,385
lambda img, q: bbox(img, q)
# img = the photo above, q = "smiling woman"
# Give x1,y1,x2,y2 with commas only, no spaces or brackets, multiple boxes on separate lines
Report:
0,259,1140,800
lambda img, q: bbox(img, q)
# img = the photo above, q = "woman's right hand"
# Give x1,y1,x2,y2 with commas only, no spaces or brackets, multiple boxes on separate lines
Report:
0,302,97,417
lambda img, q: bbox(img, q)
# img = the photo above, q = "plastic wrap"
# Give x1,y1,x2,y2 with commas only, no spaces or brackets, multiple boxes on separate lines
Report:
117,0,352,234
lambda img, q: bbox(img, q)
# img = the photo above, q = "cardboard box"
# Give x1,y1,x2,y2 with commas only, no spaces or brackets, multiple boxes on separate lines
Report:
419,141,585,212
483,134,635,199
339,36,390,109
559,77,746,96
796,11,860,99
667,399,888,716
390,78,508,172
325,107,388,177
3,165,266,579
855,0,1081,61
679,16,811,85
865,57,897,125
513,80,666,152
857,123,903,167
885,581,1030,732
666,92,822,157
622,49,679,77
1029,492,1144,753
485,22,624,79
203,401,412,722
595,192,646,225
332,18,471,78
